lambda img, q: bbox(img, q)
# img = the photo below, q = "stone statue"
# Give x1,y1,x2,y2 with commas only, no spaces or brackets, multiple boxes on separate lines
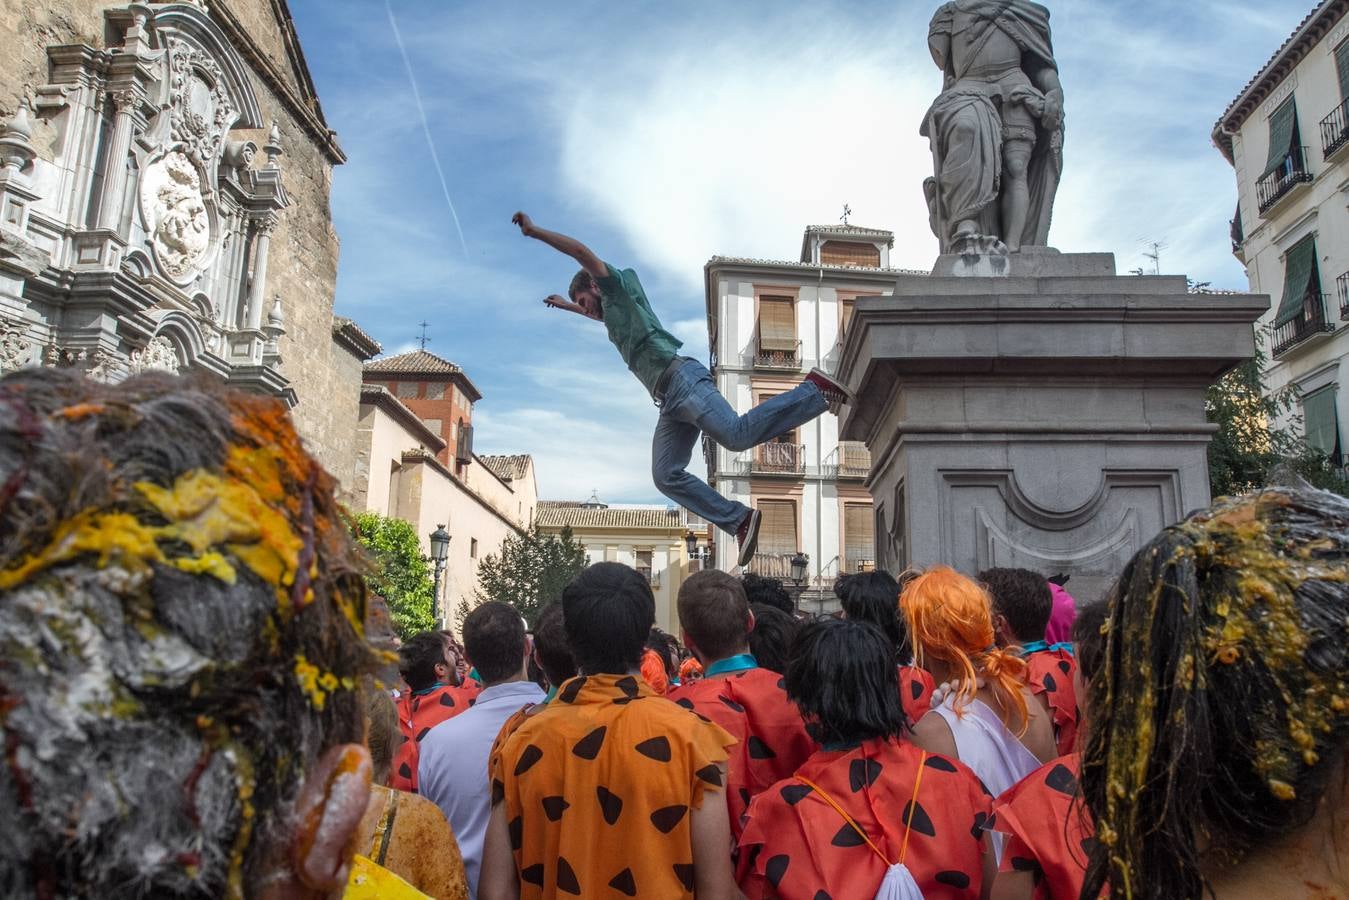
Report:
921,0,1064,255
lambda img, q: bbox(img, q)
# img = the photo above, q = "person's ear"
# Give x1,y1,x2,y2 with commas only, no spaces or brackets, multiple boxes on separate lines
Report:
290,744,373,893
993,613,1012,646
746,609,757,635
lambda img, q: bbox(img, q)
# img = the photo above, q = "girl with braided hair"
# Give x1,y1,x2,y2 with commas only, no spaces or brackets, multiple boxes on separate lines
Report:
1080,486,1349,899
902,567,1057,819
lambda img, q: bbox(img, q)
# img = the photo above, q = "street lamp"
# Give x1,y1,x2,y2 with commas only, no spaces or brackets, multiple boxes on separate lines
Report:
789,551,809,614
429,524,450,624
684,532,697,556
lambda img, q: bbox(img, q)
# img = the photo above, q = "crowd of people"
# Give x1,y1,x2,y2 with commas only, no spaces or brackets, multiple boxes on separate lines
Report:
3,371,1348,900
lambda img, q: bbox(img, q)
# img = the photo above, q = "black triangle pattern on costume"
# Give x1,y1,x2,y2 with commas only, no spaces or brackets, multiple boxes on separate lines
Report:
541,795,570,821
1044,763,1078,795
695,763,722,786
416,727,431,742
720,695,746,713
635,736,672,762
1011,856,1043,876
971,810,989,839
520,863,544,886
573,725,607,759
438,692,456,707
556,856,581,895
675,697,696,710
514,744,544,776
747,736,776,759
780,783,812,805
557,676,587,704
814,892,832,900
673,863,696,892
508,816,522,851
831,822,867,847
1042,672,1057,692
911,680,925,700
765,854,790,887
596,785,623,825
777,677,787,690
650,804,688,833
936,871,971,888
848,758,882,792
398,762,412,780
902,800,936,837
608,868,637,896
1059,660,1072,675
616,676,641,699
924,755,958,773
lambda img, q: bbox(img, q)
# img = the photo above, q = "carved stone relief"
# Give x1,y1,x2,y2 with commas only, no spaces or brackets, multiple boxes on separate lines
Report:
0,318,32,372
128,335,181,374
140,150,210,280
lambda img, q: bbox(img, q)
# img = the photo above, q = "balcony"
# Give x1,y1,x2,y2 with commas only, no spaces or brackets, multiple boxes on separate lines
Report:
737,442,805,477
1257,147,1313,216
754,339,802,371
747,552,797,579
1323,98,1349,158
1340,272,1349,321
842,557,876,575
825,441,872,479
1272,292,1335,358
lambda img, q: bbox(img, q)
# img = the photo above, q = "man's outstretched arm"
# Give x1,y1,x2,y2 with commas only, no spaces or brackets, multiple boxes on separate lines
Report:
512,212,606,280
543,293,601,321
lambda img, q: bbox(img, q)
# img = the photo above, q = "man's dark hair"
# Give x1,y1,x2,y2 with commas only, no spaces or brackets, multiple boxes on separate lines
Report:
748,602,800,674
399,631,448,691
835,571,909,660
786,617,907,745
568,269,594,302
678,569,750,663
1072,598,1110,686
464,601,526,685
532,602,576,688
561,562,654,674
0,369,380,896
978,566,1053,644
741,572,794,614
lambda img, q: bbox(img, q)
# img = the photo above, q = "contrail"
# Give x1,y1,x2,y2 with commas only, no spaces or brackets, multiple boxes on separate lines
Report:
386,0,469,257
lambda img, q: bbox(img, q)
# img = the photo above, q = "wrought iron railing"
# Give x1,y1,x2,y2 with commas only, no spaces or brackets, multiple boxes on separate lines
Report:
754,340,802,370
834,441,871,478
1323,98,1349,157
1338,272,1349,321
1272,292,1335,357
1257,147,1313,215
748,552,798,579
746,442,805,475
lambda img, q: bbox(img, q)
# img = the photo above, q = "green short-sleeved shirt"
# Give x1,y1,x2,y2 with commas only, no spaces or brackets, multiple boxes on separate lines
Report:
596,263,683,396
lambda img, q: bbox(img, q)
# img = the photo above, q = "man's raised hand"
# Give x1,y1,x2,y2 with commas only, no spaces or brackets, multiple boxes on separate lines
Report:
511,211,534,236
543,294,567,309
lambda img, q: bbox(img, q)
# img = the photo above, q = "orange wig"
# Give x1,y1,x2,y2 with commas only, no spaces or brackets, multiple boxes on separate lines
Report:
899,566,1030,733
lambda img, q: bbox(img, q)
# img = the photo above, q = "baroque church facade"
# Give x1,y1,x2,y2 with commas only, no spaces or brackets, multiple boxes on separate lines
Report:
0,0,378,487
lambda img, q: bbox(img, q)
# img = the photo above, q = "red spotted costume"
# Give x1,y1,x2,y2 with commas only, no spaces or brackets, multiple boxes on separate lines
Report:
992,754,1092,899
1023,649,1078,756
390,682,481,792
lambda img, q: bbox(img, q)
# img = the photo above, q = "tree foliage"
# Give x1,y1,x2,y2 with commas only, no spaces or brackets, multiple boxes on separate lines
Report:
469,525,588,627
1206,333,1349,498
352,511,437,639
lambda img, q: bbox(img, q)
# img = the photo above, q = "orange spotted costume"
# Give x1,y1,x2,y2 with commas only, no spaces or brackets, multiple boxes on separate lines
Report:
490,673,734,897
1022,647,1078,755
666,659,814,841
992,754,1092,899
391,683,480,792
900,664,935,726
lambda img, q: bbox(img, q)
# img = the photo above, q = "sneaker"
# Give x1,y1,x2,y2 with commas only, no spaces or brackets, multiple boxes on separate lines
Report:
736,508,761,568
805,367,854,414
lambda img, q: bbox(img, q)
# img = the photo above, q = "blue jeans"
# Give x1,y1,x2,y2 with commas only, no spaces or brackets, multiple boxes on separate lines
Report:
652,359,828,535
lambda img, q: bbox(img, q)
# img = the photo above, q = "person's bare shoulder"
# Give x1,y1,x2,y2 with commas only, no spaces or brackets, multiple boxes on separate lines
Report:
909,710,959,759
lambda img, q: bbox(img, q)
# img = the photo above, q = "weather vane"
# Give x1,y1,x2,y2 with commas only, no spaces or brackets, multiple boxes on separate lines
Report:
840,204,852,225
417,320,431,349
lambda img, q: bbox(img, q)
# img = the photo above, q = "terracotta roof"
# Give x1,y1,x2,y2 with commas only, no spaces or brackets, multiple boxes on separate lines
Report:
536,505,688,531
1212,0,1349,162
332,317,381,360
364,349,483,400
479,453,533,482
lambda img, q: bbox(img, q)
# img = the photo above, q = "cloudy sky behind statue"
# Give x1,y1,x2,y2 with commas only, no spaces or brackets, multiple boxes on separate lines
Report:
292,0,1303,504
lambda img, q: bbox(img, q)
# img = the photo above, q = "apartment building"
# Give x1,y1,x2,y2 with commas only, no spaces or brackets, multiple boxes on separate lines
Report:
1215,0,1349,467
703,225,917,612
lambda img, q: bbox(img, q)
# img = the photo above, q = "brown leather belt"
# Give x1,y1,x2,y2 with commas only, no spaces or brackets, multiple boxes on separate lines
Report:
653,355,696,404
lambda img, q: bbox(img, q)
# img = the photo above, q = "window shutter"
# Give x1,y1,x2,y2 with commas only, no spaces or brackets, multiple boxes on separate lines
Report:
757,500,797,555
844,504,874,571
840,299,856,339
1262,98,1299,179
757,298,797,351
1303,387,1341,458
820,241,881,267
1337,41,1349,100
1275,236,1319,327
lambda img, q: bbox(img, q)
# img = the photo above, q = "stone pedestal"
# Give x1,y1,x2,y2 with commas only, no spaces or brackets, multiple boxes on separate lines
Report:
836,253,1269,602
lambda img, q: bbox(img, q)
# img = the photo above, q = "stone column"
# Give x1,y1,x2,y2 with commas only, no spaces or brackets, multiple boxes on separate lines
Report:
246,216,276,331
95,91,138,233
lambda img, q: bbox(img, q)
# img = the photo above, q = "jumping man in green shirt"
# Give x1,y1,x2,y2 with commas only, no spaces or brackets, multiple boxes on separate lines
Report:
513,212,852,567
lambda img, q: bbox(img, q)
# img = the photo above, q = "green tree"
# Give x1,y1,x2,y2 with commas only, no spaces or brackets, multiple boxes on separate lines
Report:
353,512,437,639
1206,333,1349,498
468,525,588,627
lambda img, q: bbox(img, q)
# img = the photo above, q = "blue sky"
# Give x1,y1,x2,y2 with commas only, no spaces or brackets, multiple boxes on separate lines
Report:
290,0,1306,504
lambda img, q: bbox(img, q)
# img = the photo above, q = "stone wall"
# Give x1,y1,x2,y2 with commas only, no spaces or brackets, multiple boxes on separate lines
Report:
0,0,364,489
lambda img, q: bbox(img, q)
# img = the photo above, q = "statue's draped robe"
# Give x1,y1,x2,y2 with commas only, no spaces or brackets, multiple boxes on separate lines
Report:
922,0,1063,250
